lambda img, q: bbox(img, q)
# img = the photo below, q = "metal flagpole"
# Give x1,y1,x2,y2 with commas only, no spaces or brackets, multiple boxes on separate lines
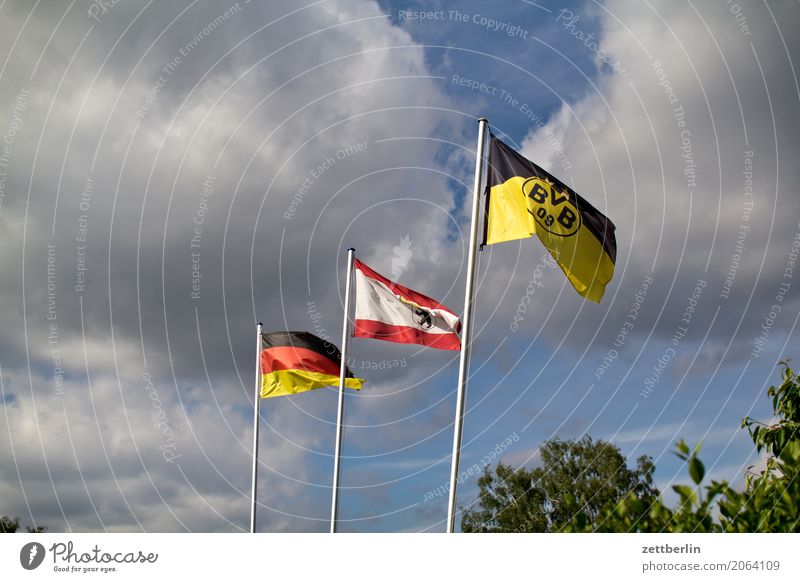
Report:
330,247,355,533
250,322,263,533
446,117,488,533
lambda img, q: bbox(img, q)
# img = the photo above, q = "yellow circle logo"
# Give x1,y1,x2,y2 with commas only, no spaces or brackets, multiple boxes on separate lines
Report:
522,177,581,237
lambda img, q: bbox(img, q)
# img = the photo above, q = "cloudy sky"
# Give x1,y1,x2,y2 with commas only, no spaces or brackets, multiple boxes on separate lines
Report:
1,0,798,533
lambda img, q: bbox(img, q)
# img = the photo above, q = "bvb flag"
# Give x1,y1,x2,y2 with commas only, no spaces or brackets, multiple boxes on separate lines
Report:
260,331,364,398
353,259,461,350
483,134,616,302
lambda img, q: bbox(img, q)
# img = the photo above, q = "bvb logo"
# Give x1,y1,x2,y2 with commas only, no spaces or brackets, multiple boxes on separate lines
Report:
522,177,581,237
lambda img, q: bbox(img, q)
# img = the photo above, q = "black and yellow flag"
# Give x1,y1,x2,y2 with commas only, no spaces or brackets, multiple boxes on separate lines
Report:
260,331,364,398
482,134,616,302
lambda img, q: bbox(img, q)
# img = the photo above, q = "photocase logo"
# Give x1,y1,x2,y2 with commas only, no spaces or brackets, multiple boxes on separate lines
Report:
20,542,46,570
391,235,413,279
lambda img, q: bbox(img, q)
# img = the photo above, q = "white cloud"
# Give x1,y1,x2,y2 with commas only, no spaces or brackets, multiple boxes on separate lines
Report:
0,0,464,532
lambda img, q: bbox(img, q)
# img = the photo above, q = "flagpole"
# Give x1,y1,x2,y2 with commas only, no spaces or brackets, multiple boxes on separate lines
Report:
446,117,488,533
250,322,263,533
331,247,355,533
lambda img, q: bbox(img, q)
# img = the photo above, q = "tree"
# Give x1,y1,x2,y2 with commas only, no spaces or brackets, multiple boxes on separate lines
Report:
461,435,658,532
721,361,800,531
0,515,21,533
1,515,47,533
564,361,800,532
562,439,723,532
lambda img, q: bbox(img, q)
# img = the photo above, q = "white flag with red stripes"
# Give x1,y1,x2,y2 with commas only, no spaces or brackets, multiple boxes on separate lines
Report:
353,259,461,351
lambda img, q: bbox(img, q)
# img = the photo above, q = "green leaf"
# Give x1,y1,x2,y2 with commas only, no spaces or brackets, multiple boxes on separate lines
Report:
574,512,587,530
688,457,705,485
673,485,697,505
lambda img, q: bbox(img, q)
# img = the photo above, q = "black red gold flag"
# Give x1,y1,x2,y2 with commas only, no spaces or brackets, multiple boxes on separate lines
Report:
260,331,364,398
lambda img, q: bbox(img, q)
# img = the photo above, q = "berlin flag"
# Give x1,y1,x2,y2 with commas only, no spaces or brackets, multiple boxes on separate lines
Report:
353,259,461,350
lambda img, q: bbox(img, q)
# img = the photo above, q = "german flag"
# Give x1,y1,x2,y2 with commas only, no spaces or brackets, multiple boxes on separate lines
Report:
260,331,364,398
483,134,616,303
